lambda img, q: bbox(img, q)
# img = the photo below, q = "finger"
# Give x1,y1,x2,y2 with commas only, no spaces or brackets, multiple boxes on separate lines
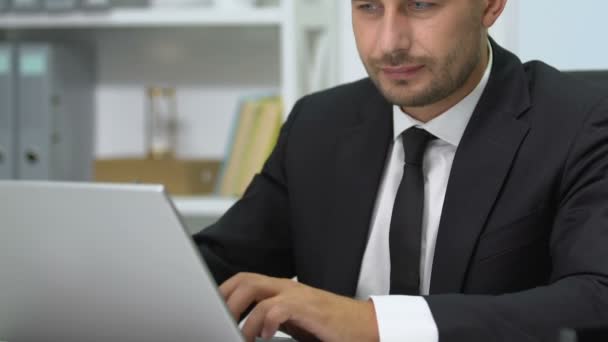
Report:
241,298,273,341
222,273,286,321
220,273,280,299
241,298,290,342
225,284,258,321
261,305,291,340
219,272,250,299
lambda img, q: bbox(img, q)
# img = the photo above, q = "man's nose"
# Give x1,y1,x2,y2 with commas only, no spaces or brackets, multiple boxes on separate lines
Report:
377,11,412,56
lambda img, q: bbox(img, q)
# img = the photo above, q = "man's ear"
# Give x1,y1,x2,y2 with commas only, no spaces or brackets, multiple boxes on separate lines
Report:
481,0,508,28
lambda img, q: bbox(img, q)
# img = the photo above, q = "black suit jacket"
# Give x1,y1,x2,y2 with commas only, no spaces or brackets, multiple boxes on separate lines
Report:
195,40,608,341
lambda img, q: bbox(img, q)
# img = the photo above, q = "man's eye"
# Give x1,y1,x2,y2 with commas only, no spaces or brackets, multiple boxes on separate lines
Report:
409,1,434,11
357,3,381,13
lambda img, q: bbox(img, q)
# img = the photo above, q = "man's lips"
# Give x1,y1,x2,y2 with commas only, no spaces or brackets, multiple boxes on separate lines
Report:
381,65,425,79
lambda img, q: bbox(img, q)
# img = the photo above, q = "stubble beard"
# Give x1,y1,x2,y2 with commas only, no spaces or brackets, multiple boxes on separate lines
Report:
365,33,483,109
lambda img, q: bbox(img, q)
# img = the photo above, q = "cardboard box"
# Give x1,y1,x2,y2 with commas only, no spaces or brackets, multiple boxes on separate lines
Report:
94,158,221,195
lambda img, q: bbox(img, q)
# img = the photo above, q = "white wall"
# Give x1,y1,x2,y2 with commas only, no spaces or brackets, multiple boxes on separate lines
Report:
336,1,608,84
336,1,367,84
515,1,608,70
487,0,519,52
94,27,280,159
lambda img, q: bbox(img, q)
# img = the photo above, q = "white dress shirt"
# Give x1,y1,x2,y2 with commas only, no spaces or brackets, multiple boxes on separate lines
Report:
355,44,493,341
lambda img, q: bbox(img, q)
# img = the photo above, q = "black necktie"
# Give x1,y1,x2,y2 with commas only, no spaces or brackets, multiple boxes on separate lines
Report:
389,127,434,295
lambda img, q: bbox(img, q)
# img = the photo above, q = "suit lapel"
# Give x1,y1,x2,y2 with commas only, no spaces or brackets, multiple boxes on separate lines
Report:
430,41,532,294
323,90,393,297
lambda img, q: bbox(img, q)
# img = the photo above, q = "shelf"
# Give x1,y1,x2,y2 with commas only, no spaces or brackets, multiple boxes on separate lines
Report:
172,195,237,217
0,7,283,29
0,0,338,171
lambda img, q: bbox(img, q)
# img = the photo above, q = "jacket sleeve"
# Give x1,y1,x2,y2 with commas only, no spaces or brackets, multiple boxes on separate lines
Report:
425,97,608,342
193,98,305,286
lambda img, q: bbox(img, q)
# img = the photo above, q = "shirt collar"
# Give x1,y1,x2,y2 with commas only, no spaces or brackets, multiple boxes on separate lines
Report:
392,41,494,147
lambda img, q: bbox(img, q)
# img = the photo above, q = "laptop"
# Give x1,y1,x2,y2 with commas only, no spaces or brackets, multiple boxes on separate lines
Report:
0,181,294,342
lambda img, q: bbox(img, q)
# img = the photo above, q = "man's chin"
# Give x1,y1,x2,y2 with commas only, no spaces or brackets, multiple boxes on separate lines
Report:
369,75,426,106
376,79,449,108
377,87,423,108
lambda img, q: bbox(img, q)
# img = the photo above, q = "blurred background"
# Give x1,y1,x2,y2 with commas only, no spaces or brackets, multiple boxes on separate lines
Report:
1,0,607,232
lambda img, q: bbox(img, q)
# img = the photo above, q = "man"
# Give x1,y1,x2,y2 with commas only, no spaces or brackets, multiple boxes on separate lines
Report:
195,0,608,341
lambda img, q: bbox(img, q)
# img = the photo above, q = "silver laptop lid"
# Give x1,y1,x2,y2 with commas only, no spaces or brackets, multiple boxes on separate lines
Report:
0,181,244,342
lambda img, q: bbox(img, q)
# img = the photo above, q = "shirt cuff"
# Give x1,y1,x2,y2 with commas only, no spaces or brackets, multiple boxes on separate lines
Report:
370,295,438,342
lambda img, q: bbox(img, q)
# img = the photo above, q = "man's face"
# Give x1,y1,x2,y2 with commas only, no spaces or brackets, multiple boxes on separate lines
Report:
352,0,486,108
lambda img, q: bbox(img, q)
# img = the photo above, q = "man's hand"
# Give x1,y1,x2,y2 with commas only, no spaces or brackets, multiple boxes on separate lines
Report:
219,273,379,342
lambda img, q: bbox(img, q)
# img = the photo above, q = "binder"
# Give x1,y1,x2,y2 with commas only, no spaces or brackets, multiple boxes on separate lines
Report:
235,97,282,196
44,0,79,11
17,43,94,181
0,43,16,179
0,0,11,11
112,0,150,8
12,0,43,11
217,96,283,197
217,98,260,196
81,0,113,10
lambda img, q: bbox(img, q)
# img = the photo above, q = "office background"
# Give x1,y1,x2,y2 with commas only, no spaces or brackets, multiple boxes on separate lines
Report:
0,0,338,231
1,0,607,231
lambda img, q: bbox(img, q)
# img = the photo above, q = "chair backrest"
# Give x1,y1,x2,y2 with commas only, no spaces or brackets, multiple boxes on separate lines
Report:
564,70,608,90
